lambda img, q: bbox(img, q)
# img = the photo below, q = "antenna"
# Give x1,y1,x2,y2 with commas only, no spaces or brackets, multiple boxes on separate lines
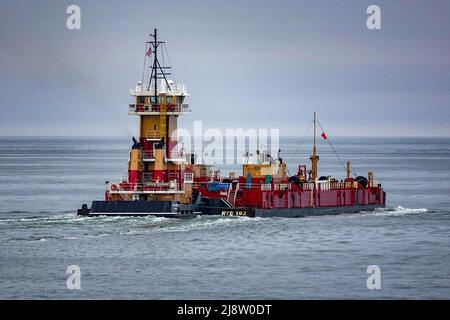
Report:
147,28,172,93
313,112,316,158
310,112,320,181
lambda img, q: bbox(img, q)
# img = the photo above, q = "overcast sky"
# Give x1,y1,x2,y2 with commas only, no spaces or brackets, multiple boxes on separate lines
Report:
0,0,449,136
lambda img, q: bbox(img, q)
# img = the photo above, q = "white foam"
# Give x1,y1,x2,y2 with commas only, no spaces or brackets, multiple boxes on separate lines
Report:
369,206,428,217
121,216,263,235
392,206,428,213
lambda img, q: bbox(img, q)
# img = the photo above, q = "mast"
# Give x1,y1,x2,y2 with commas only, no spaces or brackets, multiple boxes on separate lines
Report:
310,112,319,181
313,112,316,158
147,28,171,93
153,28,158,100
147,29,173,158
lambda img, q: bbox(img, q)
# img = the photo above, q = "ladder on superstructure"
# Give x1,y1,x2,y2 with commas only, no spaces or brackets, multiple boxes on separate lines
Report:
226,183,239,207
159,98,166,144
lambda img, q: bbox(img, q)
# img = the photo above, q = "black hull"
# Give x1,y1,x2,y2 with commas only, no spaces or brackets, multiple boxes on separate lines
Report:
77,200,200,218
78,200,384,218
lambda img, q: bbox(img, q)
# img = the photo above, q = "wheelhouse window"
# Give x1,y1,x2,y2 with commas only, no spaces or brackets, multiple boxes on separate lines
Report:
176,96,185,104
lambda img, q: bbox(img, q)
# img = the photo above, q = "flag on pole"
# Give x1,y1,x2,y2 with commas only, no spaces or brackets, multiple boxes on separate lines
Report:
321,132,327,140
146,47,152,57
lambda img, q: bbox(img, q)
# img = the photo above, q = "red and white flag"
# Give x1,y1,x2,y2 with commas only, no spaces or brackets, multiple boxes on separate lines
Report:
321,132,327,140
146,47,152,57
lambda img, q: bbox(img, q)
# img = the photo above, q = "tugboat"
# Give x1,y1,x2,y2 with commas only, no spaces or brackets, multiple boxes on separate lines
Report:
77,29,386,218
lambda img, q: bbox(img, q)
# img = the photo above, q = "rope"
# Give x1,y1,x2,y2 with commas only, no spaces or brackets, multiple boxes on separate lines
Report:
141,42,149,87
299,119,313,148
285,119,312,177
161,44,166,75
316,118,358,177
163,43,176,82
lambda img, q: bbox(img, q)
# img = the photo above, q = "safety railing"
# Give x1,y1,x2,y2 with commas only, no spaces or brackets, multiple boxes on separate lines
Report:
167,150,187,160
303,181,359,190
129,104,189,113
301,182,315,190
328,181,352,189
145,131,161,140
184,172,194,183
140,172,193,184
110,181,183,193
231,183,293,191
261,183,272,191
141,149,186,161
142,150,154,160
273,183,291,191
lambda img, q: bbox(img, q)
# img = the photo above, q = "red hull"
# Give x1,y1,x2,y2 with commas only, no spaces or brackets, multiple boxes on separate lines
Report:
196,180,385,210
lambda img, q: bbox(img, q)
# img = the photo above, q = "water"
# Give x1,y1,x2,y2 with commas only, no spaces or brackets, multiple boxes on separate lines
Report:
0,136,449,299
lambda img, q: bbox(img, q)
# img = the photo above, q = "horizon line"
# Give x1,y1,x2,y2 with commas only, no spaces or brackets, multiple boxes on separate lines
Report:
0,135,449,138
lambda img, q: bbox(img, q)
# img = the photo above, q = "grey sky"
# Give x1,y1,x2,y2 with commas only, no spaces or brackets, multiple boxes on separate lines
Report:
0,0,449,136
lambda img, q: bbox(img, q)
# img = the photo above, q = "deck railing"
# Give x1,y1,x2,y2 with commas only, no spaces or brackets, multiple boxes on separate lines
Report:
142,150,155,160
141,149,186,161
145,131,161,140
110,181,183,193
129,103,189,113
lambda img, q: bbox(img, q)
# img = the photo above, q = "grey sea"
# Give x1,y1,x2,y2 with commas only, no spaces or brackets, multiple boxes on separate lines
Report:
0,136,449,299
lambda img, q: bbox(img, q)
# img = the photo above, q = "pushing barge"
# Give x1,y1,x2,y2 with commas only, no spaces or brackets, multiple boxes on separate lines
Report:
78,30,386,218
